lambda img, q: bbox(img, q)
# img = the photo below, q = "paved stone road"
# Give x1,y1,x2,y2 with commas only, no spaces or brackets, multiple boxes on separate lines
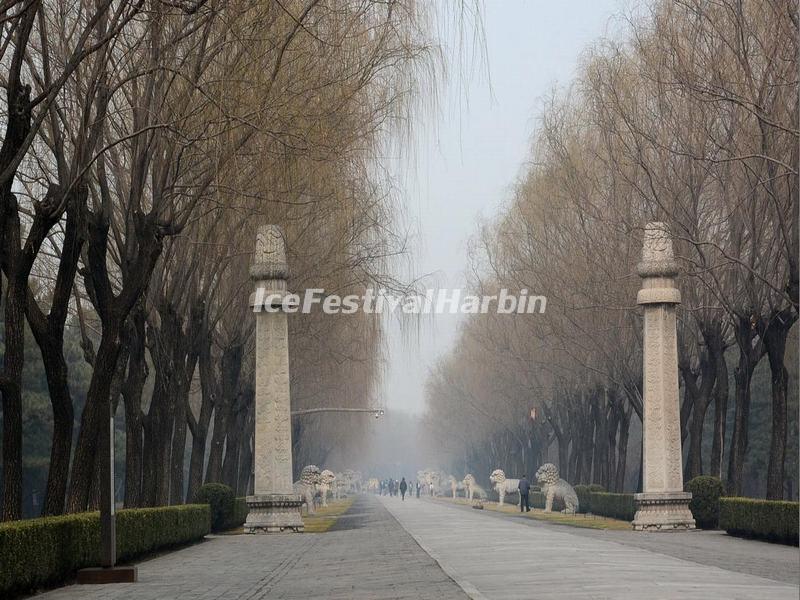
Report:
34,495,467,600
380,495,799,600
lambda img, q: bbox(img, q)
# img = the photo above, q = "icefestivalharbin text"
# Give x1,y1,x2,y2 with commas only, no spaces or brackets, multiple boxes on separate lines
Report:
251,287,547,315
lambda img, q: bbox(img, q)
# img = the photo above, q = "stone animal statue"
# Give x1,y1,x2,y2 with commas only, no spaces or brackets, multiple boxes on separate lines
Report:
352,470,363,492
293,464,321,514
333,471,345,499
342,469,357,494
535,463,579,514
318,469,336,506
489,469,520,506
462,474,485,500
447,475,462,499
421,469,437,495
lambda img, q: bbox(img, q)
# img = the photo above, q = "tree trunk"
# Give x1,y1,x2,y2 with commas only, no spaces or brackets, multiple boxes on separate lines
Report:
186,342,215,502
36,340,74,516
170,351,197,506
763,310,795,500
170,395,187,505
614,404,631,492
1,274,24,521
66,323,124,512
683,330,717,480
710,339,729,479
726,316,764,496
204,343,242,483
236,403,254,496
122,309,147,508
0,11,36,521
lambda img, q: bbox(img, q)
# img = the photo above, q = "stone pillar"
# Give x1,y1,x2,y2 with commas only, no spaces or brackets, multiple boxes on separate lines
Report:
244,225,304,533
632,222,695,531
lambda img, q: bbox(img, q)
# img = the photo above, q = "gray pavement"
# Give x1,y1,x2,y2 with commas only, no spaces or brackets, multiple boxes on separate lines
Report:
380,495,800,600
29,494,800,600
425,496,800,585
33,495,467,600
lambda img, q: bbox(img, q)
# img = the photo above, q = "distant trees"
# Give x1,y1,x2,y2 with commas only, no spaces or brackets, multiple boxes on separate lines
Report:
426,0,797,499
1,0,436,519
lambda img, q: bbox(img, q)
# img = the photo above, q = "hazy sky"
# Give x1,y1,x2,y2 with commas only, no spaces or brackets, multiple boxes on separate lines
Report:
383,0,623,415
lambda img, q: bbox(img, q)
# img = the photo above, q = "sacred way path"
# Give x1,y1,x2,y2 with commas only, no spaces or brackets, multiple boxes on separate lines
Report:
380,495,799,600
33,494,798,600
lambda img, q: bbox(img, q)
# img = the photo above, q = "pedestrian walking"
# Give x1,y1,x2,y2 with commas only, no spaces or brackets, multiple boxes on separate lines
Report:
518,474,531,512
400,477,408,500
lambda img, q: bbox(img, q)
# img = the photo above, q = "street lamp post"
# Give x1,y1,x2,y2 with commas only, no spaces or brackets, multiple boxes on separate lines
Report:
76,401,137,584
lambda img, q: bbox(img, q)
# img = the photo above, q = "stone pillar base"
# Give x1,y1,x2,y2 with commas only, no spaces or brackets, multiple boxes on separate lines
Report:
244,494,304,533
633,491,696,531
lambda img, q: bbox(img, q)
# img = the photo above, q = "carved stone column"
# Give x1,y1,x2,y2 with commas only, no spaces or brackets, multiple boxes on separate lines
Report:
244,225,304,533
632,222,696,531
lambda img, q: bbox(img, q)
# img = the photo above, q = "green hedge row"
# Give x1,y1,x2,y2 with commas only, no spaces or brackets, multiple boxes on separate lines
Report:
529,491,567,511
686,476,724,529
194,483,235,532
719,497,799,545
588,492,636,521
574,488,636,521
193,483,249,532
224,497,249,530
0,504,210,597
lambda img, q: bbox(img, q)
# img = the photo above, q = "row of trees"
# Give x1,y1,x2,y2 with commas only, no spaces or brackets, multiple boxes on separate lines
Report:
0,0,435,520
426,0,798,499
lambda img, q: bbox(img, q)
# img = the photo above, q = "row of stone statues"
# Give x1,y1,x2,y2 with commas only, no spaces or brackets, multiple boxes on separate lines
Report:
447,464,580,513
294,462,578,514
292,466,364,513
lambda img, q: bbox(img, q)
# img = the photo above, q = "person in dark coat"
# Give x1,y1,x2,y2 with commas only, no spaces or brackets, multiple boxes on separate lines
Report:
399,477,408,500
518,475,531,512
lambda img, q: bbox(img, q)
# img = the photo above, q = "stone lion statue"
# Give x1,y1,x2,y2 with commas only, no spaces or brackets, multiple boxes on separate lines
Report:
293,464,321,514
342,469,357,494
333,471,344,499
462,474,485,501
421,468,440,496
318,469,336,506
447,475,463,499
489,469,520,506
535,463,579,514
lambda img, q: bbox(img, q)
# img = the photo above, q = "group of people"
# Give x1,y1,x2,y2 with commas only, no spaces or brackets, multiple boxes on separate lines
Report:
378,477,432,500
377,473,533,510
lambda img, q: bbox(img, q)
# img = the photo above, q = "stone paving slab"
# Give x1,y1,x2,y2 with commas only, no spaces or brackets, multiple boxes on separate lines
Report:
431,498,800,585
32,495,467,600
379,495,800,600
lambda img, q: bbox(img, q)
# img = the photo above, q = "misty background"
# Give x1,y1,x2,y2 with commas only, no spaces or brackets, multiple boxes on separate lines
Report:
365,0,622,476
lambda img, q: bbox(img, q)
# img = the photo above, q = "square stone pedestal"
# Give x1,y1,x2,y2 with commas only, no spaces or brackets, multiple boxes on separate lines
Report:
76,566,138,584
244,494,304,533
633,491,696,531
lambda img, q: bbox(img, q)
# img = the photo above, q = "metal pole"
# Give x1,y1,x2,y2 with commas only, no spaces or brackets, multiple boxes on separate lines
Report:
290,407,384,417
100,400,116,567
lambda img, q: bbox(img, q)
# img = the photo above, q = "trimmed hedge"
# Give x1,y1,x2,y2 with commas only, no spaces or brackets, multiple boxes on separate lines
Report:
223,497,249,530
586,492,636,521
0,504,210,597
194,483,235,532
572,487,633,520
574,485,591,512
530,491,546,509
686,476,724,529
719,497,799,545
527,491,564,511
